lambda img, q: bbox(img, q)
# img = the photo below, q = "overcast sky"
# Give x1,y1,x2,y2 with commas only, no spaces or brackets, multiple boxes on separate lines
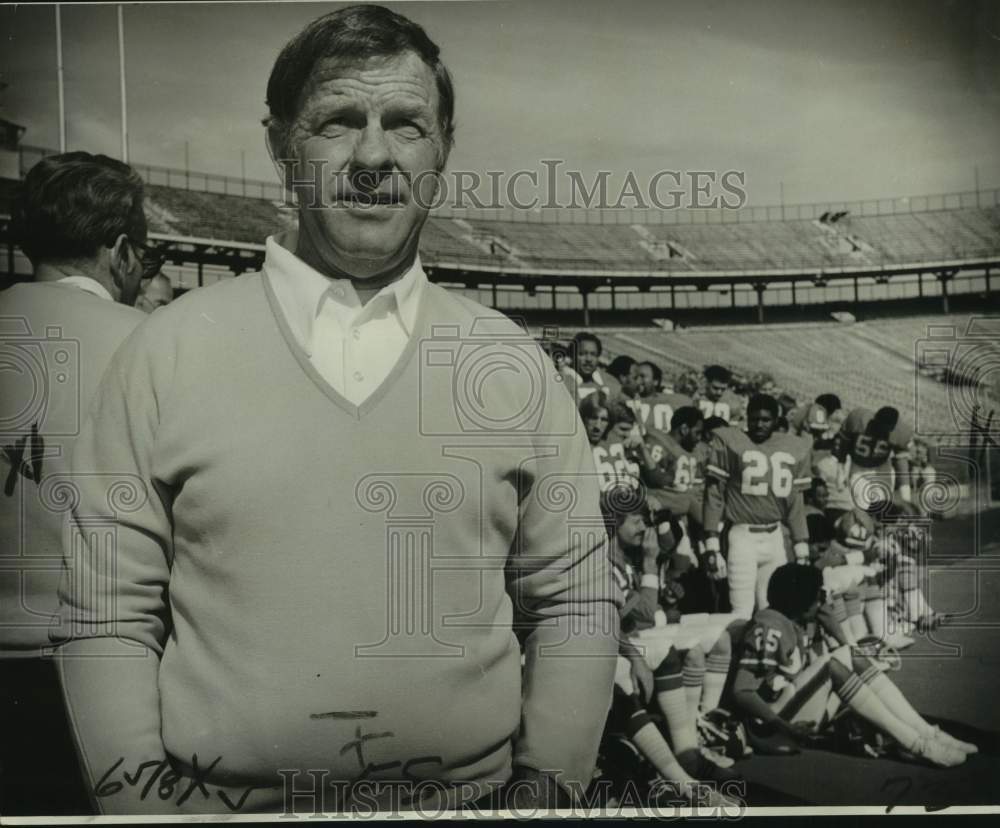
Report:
2,0,999,208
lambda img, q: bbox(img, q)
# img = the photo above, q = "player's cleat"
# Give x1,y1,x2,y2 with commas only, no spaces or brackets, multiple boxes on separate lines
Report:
930,726,978,754
678,748,743,783
903,736,967,768
698,709,753,759
881,630,915,650
853,636,902,672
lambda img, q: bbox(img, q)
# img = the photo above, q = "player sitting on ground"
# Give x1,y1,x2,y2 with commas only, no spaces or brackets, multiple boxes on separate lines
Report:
703,394,813,620
809,505,891,648
697,365,746,428
870,505,949,635
731,564,975,765
602,489,741,806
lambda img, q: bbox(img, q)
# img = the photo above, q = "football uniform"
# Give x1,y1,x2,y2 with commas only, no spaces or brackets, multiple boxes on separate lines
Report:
813,509,881,606
838,408,914,509
643,429,704,523
592,434,642,492
697,390,747,427
568,368,622,403
632,391,696,436
738,607,841,725
788,402,831,438
704,427,812,619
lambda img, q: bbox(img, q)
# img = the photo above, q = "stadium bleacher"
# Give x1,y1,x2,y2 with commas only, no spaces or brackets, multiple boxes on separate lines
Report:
595,317,999,448
139,185,1000,275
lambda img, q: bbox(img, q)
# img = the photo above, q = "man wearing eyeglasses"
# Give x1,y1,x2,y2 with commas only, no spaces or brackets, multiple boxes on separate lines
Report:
0,151,149,815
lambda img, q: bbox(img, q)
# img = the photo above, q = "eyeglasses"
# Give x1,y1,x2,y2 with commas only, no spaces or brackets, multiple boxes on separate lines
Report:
129,238,167,280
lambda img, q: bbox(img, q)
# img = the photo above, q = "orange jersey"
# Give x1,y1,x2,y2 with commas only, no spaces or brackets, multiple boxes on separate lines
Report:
570,368,621,404
632,391,695,435
788,402,832,437
697,389,746,426
592,435,641,491
738,607,808,690
839,407,913,470
705,427,812,527
643,430,703,494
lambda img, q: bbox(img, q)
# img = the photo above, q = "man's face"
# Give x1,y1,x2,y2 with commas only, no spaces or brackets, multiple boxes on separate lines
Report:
707,379,728,401
611,419,633,442
577,341,600,377
637,364,657,397
618,364,641,397
617,512,647,548
278,52,445,279
585,408,609,444
136,277,173,313
678,420,703,451
812,483,829,510
747,407,777,443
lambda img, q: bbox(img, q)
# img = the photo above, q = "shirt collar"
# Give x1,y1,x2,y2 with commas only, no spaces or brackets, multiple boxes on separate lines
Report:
264,230,426,356
56,275,113,302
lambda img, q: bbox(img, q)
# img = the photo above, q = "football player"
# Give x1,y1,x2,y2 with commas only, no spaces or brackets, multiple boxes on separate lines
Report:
697,365,746,428
833,406,915,511
590,400,661,493
634,361,696,437
810,506,893,647
788,394,842,440
732,564,974,764
567,331,621,402
602,489,742,805
608,355,642,408
703,394,813,620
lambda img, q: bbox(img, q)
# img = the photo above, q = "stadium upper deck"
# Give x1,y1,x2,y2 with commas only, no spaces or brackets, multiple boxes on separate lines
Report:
2,146,998,323
139,185,999,278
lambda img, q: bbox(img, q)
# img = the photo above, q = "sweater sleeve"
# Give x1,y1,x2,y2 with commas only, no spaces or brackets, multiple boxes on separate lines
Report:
506,371,621,801
51,321,177,814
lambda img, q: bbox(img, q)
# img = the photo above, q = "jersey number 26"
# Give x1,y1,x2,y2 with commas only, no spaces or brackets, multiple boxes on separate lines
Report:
740,450,795,497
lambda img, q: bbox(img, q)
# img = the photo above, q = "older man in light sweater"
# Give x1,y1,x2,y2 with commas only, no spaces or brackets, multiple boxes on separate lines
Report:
55,4,619,816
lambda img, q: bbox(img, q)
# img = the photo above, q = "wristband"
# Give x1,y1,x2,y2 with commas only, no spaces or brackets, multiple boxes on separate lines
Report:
705,536,721,553
793,542,810,562
640,573,660,589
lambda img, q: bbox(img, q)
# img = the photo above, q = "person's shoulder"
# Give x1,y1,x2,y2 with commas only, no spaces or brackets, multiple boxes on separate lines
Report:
892,419,915,447
844,407,871,429
773,431,811,456
423,284,529,337
0,281,145,342
712,425,747,450
135,273,265,336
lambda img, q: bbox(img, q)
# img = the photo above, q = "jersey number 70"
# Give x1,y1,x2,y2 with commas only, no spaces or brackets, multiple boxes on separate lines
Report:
740,450,795,497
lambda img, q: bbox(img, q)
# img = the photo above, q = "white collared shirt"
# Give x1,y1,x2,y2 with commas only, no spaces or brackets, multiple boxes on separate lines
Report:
265,232,426,405
57,275,113,302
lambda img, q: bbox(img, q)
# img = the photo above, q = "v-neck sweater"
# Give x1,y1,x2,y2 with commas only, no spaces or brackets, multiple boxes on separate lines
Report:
57,270,619,807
